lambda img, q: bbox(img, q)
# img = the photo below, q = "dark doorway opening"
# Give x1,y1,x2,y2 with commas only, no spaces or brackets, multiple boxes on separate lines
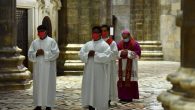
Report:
16,8,28,67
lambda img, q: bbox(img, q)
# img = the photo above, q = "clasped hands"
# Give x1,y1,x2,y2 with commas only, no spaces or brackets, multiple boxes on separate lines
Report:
36,49,44,57
88,50,95,57
120,49,136,58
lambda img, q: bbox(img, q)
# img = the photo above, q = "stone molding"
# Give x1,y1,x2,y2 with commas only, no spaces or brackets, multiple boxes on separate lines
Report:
51,0,62,10
16,0,37,8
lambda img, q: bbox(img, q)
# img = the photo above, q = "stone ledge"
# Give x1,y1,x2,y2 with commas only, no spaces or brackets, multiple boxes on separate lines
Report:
0,70,31,81
0,80,32,90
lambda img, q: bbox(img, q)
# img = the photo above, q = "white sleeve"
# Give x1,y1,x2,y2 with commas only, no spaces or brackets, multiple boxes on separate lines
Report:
44,40,60,61
127,50,136,59
110,42,119,60
94,45,112,63
79,44,89,63
28,41,37,62
118,50,122,58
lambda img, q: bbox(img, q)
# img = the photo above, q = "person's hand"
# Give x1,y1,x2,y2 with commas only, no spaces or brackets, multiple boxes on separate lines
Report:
88,50,95,57
120,50,128,58
130,51,137,59
36,49,44,57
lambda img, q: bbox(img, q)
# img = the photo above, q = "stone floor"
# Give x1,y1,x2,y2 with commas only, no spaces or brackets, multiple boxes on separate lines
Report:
0,61,180,110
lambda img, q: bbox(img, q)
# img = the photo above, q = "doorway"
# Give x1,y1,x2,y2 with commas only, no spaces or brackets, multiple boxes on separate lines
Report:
16,8,28,67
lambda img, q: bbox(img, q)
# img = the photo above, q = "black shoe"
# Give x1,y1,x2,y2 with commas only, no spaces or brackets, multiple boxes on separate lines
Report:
89,105,95,110
34,106,41,110
46,107,51,110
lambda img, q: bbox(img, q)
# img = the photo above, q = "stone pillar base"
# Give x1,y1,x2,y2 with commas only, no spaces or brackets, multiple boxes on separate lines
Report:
0,80,32,90
0,47,32,90
158,67,195,110
57,45,66,75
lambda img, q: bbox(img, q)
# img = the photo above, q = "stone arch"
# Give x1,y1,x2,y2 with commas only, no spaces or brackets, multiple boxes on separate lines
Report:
42,16,52,37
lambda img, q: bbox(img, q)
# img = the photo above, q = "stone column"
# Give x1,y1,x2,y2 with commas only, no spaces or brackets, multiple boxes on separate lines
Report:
158,0,195,109
0,0,31,90
57,0,68,75
99,0,112,25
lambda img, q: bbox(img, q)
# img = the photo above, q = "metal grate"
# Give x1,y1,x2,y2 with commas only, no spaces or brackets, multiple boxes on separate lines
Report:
16,8,28,67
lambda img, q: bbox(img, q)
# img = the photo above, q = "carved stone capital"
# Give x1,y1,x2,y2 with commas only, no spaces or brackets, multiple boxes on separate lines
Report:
51,0,62,10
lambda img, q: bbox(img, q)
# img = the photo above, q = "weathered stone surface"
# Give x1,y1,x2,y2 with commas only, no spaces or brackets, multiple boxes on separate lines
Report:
160,0,181,61
112,6,130,16
67,0,78,8
80,0,90,7
113,0,129,5
79,25,91,34
59,0,111,44
160,15,180,61
67,8,79,17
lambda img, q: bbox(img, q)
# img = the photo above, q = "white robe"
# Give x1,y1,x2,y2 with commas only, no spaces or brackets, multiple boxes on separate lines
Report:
79,39,112,110
107,41,118,101
28,36,59,107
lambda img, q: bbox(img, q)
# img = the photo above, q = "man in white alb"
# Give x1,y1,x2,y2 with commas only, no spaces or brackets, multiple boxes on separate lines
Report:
79,26,112,110
28,25,59,110
101,24,118,106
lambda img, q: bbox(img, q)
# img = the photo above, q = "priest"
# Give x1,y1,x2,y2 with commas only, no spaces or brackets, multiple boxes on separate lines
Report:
117,29,141,102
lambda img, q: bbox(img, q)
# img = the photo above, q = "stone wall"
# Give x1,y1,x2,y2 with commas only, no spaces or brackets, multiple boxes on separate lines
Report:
130,0,160,41
160,0,181,61
113,0,160,41
60,0,112,44
112,0,130,41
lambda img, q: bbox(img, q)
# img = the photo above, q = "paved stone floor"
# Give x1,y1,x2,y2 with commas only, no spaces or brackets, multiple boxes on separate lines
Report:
0,61,180,110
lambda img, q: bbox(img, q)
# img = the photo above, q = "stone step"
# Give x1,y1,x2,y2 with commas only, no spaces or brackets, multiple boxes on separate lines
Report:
63,42,163,53
63,71,84,76
65,60,83,63
64,51,80,60
63,51,164,58
62,41,164,75
140,45,162,51
62,60,84,75
64,42,162,50
140,57,164,61
64,60,84,71
140,50,163,60
138,41,161,45
139,41,163,61
0,81,32,90
141,51,163,57
64,44,83,51
63,50,164,60
0,70,31,81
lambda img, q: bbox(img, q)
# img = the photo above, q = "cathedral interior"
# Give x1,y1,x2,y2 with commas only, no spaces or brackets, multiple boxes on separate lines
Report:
0,0,195,110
